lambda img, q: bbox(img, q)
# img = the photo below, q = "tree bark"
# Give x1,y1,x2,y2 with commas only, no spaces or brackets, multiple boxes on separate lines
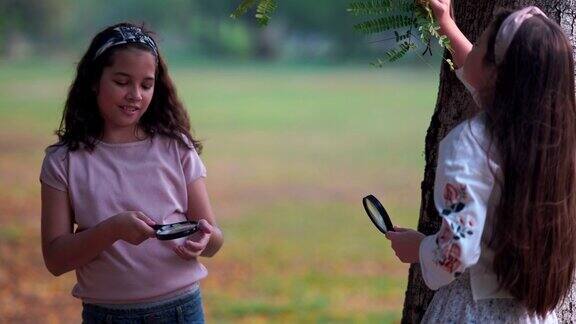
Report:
401,1,576,323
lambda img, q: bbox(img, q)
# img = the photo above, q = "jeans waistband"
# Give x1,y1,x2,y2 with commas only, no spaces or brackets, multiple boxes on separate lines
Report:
83,283,200,314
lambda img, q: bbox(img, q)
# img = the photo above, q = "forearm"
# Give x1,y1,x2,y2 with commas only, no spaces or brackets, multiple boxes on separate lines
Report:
201,226,223,257
439,18,473,68
43,218,118,276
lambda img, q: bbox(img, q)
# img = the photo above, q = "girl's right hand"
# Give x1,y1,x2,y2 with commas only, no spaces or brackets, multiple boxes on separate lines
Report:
110,211,156,245
429,0,452,25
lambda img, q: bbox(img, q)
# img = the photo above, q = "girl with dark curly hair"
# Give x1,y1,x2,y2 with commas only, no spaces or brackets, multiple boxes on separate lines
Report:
40,22,223,323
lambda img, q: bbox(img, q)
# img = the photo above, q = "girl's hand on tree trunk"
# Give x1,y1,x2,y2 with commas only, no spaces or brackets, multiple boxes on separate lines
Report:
385,227,426,264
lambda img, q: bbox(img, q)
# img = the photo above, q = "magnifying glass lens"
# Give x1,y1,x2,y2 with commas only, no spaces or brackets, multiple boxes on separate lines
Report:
362,195,394,234
157,223,196,235
154,221,198,240
366,201,387,231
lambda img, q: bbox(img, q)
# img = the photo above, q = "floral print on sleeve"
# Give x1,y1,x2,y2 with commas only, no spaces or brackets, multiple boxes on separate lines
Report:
433,182,478,277
441,183,468,216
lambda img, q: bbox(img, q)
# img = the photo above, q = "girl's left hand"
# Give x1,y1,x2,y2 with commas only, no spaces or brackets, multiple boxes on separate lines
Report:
173,219,213,260
385,227,426,264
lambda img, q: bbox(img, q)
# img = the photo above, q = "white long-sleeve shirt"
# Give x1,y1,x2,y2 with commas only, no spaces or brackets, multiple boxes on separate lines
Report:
418,113,513,300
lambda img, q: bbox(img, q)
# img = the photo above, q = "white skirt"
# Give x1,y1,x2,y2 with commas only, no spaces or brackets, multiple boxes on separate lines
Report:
421,271,558,324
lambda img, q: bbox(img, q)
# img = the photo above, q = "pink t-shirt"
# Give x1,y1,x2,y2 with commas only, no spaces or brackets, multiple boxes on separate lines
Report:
40,135,208,304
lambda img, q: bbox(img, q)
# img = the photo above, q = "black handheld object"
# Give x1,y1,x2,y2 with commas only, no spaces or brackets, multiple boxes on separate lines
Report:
362,194,395,234
151,221,199,240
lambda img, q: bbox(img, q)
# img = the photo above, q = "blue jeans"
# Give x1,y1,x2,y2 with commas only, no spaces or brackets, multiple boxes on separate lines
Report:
82,289,205,324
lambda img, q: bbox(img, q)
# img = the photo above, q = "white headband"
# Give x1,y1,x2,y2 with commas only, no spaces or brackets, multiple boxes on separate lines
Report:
494,6,548,65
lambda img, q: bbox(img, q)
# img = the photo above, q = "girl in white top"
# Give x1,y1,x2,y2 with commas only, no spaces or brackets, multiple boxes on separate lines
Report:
386,3,576,323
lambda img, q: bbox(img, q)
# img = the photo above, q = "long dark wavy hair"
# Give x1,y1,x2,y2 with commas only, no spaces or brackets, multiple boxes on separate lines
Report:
54,22,202,153
482,9,576,316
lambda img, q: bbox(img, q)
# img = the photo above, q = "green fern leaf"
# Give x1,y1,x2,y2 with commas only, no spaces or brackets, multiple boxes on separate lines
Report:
384,41,415,62
394,30,412,42
347,0,414,16
354,15,415,34
370,57,386,68
256,0,277,26
230,0,258,19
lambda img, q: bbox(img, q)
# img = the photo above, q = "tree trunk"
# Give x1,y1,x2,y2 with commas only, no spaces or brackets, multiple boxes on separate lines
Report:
401,1,576,323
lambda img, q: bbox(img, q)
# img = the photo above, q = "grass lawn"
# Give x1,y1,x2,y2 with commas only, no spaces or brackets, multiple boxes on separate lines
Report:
0,61,439,323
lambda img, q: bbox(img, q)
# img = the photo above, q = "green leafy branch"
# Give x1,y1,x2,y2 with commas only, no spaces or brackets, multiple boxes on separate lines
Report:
230,0,277,27
349,0,454,68
230,0,454,68
353,15,416,34
372,40,417,67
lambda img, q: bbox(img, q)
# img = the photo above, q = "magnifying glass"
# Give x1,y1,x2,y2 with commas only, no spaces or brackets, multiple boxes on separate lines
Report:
362,194,395,234
151,221,199,240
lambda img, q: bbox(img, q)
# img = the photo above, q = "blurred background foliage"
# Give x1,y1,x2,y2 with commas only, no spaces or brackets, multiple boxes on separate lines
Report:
0,0,443,322
0,0,443,65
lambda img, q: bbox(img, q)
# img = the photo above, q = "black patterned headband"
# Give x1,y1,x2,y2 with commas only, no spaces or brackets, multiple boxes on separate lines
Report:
93,26,158,60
